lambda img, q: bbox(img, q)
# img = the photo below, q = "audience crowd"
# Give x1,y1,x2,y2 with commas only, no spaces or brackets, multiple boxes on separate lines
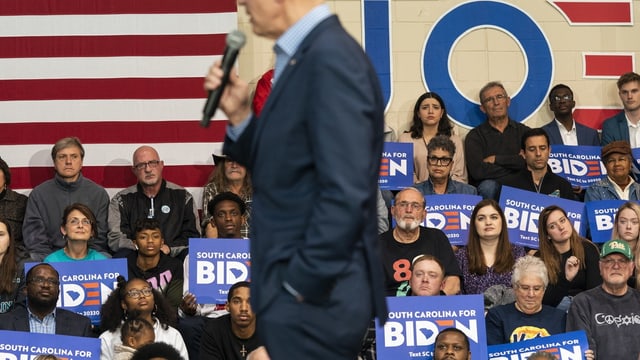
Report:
1,72,640,360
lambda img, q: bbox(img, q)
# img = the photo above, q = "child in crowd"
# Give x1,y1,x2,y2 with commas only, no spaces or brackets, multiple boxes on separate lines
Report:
114,318,155,360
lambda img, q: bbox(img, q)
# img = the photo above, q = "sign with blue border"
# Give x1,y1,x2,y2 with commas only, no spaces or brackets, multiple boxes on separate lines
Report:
376,295,487,359
188,238,250,304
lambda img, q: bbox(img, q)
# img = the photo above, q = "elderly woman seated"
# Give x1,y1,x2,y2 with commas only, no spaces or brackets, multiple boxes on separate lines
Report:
485,255,566,345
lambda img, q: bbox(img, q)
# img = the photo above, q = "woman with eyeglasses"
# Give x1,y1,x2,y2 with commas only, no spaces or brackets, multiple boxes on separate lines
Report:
486,256,566,345
44,203,108,262
99,276,188,360
0,218,24,313
399,92,467,184
535,205,601,311
455,199,525,294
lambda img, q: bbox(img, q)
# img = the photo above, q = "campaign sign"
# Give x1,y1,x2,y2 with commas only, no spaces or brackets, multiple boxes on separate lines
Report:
423,194,482,246
189,238,250,304
376,294,487,359
379,142,414,190
584,200,626,243
549,145,604,188
0,330,100,360
26,259,126,325
499,186,585,249
488,330,589,360
631,148,640,181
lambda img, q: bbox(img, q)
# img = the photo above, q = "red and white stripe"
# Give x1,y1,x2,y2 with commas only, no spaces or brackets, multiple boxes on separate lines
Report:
0,0,238,205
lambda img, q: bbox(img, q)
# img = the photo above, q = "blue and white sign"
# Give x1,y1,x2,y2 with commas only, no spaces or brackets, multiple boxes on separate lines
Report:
188,238,250,304
584,200,626,243
488,330,589,360
376,295,487,359
549,145,604,188
27,259,126,325
0,330,100,360
499,186,585,249
380,142,414,190
424,194,482,246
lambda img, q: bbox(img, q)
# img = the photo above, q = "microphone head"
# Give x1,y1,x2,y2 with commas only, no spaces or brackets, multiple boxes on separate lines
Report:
226,30,246,50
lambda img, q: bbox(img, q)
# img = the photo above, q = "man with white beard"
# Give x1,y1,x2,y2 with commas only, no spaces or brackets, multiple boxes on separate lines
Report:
379,188,461,295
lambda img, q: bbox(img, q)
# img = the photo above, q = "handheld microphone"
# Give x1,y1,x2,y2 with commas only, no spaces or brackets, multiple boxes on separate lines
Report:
201,30,247,127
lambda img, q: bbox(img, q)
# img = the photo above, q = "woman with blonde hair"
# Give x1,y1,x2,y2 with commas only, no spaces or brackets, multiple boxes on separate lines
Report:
455,199,525,294
612,201,640,288
536,205,601,311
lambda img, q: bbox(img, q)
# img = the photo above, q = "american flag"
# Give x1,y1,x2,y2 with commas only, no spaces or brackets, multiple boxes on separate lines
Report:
0,0,238,206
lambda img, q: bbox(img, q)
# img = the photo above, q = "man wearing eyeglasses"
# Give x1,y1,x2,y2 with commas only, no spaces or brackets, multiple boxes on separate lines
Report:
542,84,600,146
601,72,640,147
500,128,575,200
413,135,477,196
464,81,530,201
23,137,110,261
108,145,200,260
379,188,461,296
0,263,92,336
567,239,640,360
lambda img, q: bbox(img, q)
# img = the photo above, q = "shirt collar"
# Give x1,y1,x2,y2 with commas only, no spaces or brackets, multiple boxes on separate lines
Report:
274,4,332,59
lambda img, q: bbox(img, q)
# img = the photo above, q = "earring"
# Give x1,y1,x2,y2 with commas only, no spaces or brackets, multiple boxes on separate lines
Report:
123,309,129,321
152,304,158,317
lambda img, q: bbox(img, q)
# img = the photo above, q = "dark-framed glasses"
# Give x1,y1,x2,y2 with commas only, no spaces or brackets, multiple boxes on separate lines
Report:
29,277,60,286
133,160,161,171
427,156,453,166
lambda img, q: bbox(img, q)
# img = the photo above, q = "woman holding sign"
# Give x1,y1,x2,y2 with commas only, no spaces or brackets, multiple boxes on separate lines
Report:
99,276,188,360
536,205,601,311
611,201,640,288
455,199,525,294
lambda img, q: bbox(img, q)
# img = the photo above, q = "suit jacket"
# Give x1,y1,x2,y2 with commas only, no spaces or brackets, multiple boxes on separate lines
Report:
224,16,387,322
542,119,600,146
0,303,92,337
601,111,628,146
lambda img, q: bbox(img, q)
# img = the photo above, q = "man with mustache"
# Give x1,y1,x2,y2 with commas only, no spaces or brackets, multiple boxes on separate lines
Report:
379,188,461,296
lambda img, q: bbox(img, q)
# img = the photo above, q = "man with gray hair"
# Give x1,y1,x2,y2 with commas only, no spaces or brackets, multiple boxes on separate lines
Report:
464,81,530,200
23,137,110,261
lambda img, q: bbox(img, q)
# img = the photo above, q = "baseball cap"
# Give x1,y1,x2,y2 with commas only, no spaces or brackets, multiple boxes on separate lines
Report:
600,239,634,260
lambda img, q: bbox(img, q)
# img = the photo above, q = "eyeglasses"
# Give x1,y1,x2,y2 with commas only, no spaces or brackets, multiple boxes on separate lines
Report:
481,93,507,105
29,277,60,286
68,218,91,226
395,201,424,210
600,258,631,267
126,287,153,299
427,156,453,166
133,160,161,171
552,94,573,102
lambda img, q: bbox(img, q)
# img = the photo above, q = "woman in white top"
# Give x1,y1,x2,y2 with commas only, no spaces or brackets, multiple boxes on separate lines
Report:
612,201,640,288
99,276,189,360
399,92,467,184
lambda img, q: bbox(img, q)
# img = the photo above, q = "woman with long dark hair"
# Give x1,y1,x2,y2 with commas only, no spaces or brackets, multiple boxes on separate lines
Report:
0,218,22,313
99,276,188,360
456,199,525,294
536,205,601,311
399,92,467,183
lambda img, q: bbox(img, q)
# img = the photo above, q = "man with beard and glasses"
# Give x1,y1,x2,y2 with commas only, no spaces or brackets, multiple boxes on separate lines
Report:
0,263,92,336
379,188,461,296
199,281,262,360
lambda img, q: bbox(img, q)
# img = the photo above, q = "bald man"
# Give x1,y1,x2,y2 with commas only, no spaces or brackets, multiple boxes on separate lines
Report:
108,145,200,259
